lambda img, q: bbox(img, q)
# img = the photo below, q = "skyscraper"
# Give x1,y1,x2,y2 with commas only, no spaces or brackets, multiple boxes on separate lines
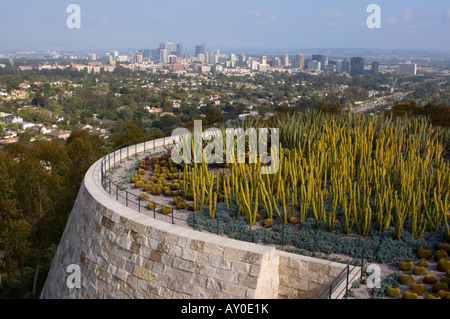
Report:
350,57,365,76
371,61,380,75
195,44,206,57
282,54,289,67
398,62,417,76
160,49,168,64
166,42,174,54
296,54,305,70
143,49,150,59
312,54,328,71
176,44,183,58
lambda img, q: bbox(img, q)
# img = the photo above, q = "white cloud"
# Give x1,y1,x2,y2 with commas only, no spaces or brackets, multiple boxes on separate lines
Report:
403,8,414,21
319,10,343,18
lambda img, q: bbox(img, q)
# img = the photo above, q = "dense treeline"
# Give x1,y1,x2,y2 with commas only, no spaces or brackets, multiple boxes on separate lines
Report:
0,130,104,298
386,101,450,128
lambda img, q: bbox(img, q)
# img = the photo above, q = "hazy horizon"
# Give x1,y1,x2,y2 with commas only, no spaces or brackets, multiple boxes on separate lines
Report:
1,0,450,53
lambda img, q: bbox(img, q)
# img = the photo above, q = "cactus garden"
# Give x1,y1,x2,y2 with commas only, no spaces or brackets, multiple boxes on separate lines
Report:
109,110,450,274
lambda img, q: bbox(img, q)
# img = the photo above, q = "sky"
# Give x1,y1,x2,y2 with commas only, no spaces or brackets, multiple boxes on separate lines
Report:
1,0,450,53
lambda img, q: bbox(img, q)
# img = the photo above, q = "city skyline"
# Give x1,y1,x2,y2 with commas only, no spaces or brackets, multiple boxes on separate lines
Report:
1,0,450,53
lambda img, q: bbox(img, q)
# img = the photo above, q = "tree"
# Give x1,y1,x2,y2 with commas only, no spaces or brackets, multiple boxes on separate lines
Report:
112,122,148,148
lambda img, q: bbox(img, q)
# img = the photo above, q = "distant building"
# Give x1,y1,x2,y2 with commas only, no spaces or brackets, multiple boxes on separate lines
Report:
312,54,328,71
350,57,365,76
88,53,97,61
307,60,321,72
372,61,380,75
398,62,417,76
143,49,150,59
160,49,168,64
176,44,183,58
195,44,206,57
166,42,174,54
281,54,290,67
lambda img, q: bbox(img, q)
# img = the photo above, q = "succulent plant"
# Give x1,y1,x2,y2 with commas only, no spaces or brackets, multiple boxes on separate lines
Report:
263,219,273,228
424,293,441,299
412,266,427,276
402,290,419,299
289,217,298,225
398,273,414,285
437,242,450,253
176,202,186,210
434,250,448,262
148,202,157,210
398,259,414,271
151,186,162,196
436,290,450,298
135,181,145,189
416,246,433,260
437,257,450,272
409,282,426,295
161,205,172,215
432,281,449,293
423,274,438,284
139,193,150,200
416,259,429,268
385,286,401,298
138,168,146,175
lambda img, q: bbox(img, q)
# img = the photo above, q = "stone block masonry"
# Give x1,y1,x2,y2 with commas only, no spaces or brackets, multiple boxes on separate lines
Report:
41,139,358,299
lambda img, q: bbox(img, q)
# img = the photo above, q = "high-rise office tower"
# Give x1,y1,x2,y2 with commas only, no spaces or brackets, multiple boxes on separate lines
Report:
143,49,150,59
342,58,351,73
336,60,344,73
371,61,380,75
282,54,289,67
159,43,166,50
176,44,183,58
134,51,143,63
160,49,168,64
312,54,328,71
113,51,119,59
261,56,267,65
350,57,365,76
230,54,237,62
296,54,305,70
195,44,206,57
239,54,246,65
206,52,215,64
88,53,97,61
166,42,174,54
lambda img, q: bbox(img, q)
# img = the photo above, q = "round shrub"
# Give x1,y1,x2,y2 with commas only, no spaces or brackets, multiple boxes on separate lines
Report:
402,290,418,299
148,202,156,210
168,173,176,180
432,281,449,293
417,259,429,268
263,219,273,228
162,186,171,193
186,193,194,201
171,183,180,191
173,196,183,205
289,217,298,225
173,179,179,184
170,166,178,173
135,181,145,189
423,274,438,284
188,204,195,211
144,184,152,192
412,266,427,276
139,193,150,201
437,257,450,272
416,246,433,260
218,194,225,202
173,191,182,197
161,205,172,215
409,282,426,295
134,174,142,179
140,178,147,183
131,177,138,183
440,275,450,286
164,190,173,197
150,176,158,182
153,168,161,174
437,290,450,299
176,202,186,210
437,242,450,253
398,273,414,285
159,174,167,180
151,186,162,196
385,286,401,298
398,259,414,271
434,250,448,262
138,168,145,175
424,293,441,299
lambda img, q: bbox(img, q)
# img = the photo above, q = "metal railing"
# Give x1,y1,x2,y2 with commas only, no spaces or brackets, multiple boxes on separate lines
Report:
317,246,365,299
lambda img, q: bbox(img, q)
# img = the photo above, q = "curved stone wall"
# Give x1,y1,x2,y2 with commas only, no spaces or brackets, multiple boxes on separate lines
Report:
41,139,359,299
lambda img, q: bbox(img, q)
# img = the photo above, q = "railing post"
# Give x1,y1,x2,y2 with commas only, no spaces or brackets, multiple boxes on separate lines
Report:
153,204,156,219
172,209,174,224
138,197,141,212
329,286,332,299
346,265,350,298
116,184,118,201
126,191,128,207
